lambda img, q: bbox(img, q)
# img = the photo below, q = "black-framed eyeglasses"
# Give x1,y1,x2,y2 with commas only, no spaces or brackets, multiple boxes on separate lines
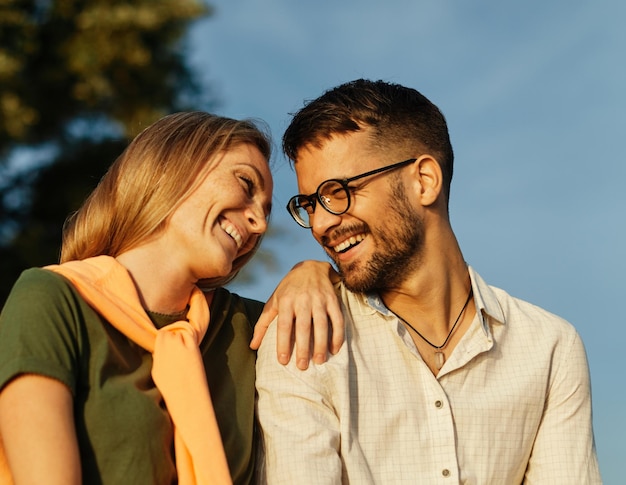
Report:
286,158,417,228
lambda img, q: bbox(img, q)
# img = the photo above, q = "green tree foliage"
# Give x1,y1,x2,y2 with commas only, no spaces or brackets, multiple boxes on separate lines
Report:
0,0,212,146
0,0,215,302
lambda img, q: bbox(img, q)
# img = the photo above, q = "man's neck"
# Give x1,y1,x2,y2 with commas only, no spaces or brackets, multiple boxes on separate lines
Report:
379,246,470,332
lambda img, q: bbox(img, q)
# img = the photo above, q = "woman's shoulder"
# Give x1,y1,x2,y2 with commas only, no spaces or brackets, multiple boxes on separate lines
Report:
211,288,264,325
2,266,91,322
0,267,93,394
7,267,78,301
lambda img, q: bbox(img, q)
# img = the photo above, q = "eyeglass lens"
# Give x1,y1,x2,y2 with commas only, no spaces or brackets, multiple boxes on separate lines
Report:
291,181,349,227
318,181,350,213
288,158,417,228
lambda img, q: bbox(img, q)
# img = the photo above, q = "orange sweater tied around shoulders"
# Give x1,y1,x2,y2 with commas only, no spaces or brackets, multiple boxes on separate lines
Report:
0,255,232,485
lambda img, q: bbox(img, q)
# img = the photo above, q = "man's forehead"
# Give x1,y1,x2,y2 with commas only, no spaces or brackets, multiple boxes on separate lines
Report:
295,131,374,163
294,139,379,194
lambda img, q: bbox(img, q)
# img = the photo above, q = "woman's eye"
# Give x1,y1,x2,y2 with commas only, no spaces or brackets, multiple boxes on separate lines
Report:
239,176,254,196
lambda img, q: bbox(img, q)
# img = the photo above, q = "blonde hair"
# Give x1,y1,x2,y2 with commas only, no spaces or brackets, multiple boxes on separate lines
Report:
61,111,272,287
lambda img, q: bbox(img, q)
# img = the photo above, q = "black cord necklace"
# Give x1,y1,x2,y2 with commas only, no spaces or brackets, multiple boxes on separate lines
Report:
393,286,473,370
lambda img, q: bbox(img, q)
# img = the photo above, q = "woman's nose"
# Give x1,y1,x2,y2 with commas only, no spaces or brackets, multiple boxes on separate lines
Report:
246,203,268,234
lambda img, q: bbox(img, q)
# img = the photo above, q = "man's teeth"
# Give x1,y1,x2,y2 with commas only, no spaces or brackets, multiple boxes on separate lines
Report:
333,234,365,253
221,222,243,249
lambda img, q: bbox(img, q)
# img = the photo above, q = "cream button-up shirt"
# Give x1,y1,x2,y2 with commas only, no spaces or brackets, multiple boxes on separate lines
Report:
256,267,601,484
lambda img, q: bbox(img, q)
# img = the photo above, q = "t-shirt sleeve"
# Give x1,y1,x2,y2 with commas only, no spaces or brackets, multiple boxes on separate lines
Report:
241,296,264,328
0,268,86,394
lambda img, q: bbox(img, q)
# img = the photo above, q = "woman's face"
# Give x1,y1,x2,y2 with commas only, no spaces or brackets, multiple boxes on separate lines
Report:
164,143,273,281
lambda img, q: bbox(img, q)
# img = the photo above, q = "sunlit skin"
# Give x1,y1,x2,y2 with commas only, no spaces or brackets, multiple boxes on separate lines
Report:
293,129,475,375
293,131,425,292
162,143,273,280
319,179,426,293
117,142,273,315
116,141,344,370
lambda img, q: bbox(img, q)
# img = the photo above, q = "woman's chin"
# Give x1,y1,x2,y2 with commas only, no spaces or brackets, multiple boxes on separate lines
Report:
196,262,234,286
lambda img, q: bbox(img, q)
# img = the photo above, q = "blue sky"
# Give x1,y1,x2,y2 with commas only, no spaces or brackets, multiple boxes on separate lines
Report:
189,1,625,481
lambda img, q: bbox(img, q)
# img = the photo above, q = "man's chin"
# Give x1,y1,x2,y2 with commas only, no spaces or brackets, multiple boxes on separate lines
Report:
339,269,375,294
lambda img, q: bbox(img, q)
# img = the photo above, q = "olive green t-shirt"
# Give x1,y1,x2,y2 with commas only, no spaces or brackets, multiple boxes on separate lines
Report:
0,268,263,485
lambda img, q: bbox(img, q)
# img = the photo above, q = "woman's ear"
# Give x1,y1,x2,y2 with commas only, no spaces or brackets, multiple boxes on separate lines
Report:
409,155,443,207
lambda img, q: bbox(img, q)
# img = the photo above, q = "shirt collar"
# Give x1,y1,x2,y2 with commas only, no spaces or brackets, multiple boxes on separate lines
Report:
359,265,507,337
467,266,506,335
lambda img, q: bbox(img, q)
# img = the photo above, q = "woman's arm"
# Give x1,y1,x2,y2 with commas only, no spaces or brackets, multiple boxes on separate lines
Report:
250,261,343,370
0,374,81,485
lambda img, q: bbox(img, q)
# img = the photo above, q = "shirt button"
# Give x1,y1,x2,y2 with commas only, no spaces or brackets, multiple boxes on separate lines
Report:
442,469,450,477
435,400,443,408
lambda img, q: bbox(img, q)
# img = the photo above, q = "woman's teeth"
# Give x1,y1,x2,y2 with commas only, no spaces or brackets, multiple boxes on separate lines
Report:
221,222,243,249
333,234,365,253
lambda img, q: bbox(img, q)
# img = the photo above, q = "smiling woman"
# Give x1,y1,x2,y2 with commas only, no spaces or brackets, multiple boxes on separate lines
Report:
60,112,272,292
122,142,273,293
0,112,340,485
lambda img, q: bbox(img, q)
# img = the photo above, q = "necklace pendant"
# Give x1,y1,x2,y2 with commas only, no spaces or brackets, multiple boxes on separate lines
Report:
434,351,445,370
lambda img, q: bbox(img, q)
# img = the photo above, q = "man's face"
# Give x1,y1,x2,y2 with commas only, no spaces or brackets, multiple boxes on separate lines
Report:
293,130,425,292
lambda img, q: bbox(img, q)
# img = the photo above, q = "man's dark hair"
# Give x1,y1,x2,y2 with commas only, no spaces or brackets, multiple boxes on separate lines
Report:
283,79,455,201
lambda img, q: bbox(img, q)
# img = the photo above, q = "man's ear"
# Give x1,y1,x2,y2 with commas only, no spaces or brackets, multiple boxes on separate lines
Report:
409,155,443,207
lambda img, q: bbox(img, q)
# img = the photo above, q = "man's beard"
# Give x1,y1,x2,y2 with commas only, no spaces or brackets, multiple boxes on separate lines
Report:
329,182,425,293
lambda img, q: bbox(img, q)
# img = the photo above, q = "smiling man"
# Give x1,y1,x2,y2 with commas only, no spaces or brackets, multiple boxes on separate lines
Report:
255,79,601,484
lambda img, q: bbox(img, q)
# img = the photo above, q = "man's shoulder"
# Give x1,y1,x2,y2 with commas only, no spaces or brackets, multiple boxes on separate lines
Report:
472,268,578,340
336,282,378,316
257,283,353,373
484,282,568,321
